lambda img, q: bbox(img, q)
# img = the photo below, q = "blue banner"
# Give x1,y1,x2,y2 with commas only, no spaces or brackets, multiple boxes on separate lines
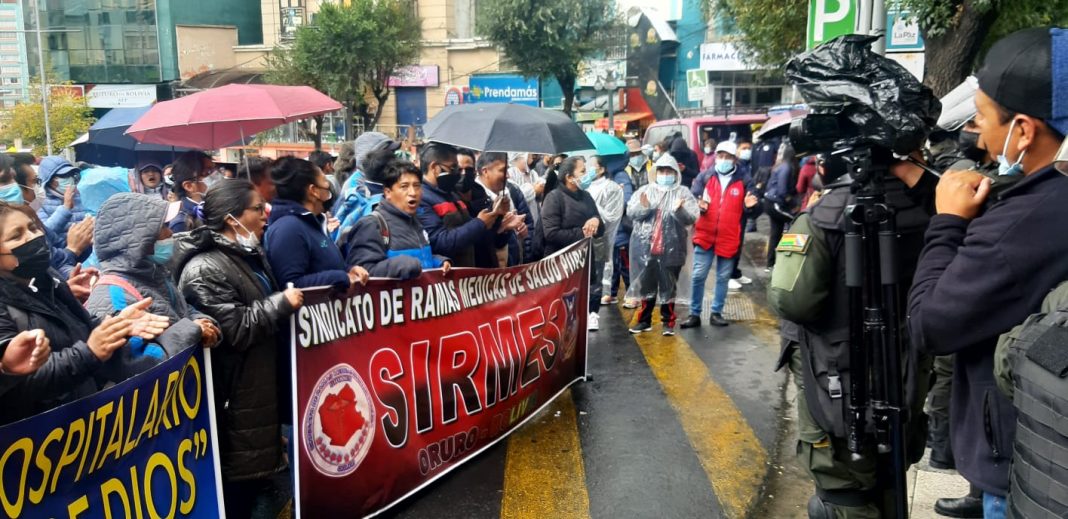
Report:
0,347,223,518
467,74,540,106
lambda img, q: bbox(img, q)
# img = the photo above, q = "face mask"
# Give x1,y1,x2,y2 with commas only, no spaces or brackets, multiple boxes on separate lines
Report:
0,183,23,204
55,176,76,193
703,147,712,155
227,214,260,250
653,151,663,161
579,167,598,189
997,119,1027,177
715,159,735,174
629,155,645,169
9,235,50,280
656,175,676,187
25,189,42,211
437,172,461,193
149,238,174,265
316,185,333,203
739,149,752,162
959,130,986,163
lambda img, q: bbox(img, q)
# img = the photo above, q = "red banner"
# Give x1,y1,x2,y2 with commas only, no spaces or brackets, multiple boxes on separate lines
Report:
293,240,591,517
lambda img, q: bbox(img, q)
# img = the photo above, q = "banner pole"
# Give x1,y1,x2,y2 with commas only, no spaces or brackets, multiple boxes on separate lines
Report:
290,283,302,519
203,348,229,517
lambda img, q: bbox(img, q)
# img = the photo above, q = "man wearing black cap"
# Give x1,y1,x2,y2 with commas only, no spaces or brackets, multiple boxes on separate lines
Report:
908,27,1068,518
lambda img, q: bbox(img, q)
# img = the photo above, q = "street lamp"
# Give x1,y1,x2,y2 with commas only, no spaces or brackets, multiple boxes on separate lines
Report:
594,71,618,135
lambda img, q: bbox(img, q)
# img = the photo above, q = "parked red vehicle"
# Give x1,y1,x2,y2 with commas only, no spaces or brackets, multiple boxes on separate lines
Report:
643,114,769,166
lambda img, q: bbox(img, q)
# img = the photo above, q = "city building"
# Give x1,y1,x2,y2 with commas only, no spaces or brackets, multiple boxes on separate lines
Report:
0,0,30,108
24,0,263,108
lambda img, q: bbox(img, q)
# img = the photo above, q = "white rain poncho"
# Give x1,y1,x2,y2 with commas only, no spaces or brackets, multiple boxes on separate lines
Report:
587,175,625,263
625,166,698,303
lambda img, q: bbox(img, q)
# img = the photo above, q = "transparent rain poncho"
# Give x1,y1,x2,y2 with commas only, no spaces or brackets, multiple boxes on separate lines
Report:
625,175,698,303
587,176,625,263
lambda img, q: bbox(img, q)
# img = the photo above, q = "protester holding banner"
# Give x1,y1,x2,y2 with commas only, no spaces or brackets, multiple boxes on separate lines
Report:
265,157,370,289
627,154,698,336
0,201,171,424
85,193,218,379
348,151,451,279
173,179,303,518
542,156,606,328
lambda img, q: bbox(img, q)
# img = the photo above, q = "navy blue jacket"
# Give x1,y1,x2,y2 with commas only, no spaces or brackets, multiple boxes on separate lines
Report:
347,201,446,279
264,199,350,289
417,182,487,267
908,165,1068,495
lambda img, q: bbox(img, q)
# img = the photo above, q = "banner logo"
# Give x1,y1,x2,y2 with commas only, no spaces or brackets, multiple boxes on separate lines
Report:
303,363,376,478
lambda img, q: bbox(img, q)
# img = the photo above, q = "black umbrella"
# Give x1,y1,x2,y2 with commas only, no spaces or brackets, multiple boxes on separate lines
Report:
423,104,593,154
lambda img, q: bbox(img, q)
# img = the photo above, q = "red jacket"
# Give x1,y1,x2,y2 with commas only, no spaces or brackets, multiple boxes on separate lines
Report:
693,174,747,257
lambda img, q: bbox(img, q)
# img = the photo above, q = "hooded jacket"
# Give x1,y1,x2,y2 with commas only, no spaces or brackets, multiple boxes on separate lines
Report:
84,193,207,377
37,157,87,241
627,164,698,268
0,272,100,425
173,227,292,481
417,181,487,267
908,165,1068,495
265,198,351,289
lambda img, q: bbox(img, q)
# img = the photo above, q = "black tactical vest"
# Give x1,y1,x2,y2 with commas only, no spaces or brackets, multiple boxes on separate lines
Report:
1006,307,1068,519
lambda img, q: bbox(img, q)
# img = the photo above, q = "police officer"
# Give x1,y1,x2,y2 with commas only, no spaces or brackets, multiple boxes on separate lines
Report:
769,150,933,518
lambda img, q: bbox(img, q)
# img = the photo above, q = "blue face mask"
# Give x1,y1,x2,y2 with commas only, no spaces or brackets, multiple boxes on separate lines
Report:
739,149,752,162
656,175,676,187
579,167,598,189
629,155,646,169
715,159,735,174
149,238,174,265
0,183,24,204
997,119,1026,176
55,176,76,193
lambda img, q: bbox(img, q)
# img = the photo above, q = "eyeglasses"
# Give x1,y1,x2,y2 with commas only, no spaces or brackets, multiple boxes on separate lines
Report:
246,204,266,214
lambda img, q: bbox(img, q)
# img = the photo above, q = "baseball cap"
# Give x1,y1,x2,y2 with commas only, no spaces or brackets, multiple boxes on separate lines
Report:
715,141,738,157
976,27,1068,135
936,76,979,131
626,139,642,153
137,161,163,173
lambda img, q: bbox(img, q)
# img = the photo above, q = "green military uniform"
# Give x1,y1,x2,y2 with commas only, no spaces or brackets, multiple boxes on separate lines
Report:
769,175,933,518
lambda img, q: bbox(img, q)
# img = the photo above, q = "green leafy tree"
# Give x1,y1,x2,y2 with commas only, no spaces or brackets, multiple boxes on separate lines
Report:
478,0,622,116
1,86,94,156
288,0,421,137
265,45,328,150
708,0,1068,97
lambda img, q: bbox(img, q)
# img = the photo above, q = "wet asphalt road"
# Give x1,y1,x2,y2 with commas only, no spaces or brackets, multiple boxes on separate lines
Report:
369,238,792,519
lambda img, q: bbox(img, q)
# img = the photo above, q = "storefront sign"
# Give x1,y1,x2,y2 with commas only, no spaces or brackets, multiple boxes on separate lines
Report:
293,241,591,517
388,66,440,88
468,74,539,106
699,43,754,71
86,84,157,108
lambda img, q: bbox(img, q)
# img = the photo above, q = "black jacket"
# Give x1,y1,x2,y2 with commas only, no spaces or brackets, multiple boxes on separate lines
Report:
467,183,532,268
908,165,1068,495
174,228,293,481
541,186,604,256
0,271,100,425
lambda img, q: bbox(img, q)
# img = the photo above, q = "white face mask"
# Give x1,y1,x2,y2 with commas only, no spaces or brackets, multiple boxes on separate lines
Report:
227,214,260,250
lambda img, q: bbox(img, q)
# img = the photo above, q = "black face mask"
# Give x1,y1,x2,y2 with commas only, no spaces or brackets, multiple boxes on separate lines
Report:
958,131,987,163
10,235,50,280
437,172,461,193
460,167,476,194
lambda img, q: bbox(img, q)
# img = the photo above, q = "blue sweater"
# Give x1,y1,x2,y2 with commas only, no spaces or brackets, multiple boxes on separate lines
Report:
908,165,1068,495
264,199,350,289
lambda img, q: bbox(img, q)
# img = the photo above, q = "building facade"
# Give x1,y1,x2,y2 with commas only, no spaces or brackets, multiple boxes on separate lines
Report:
0,0,30,108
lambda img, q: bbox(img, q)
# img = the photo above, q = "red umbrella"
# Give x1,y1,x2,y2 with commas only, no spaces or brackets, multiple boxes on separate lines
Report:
125,84,343,149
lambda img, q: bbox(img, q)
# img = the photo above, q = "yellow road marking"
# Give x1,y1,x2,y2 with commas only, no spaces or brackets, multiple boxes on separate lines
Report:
500,389,591,519
626,309,769,519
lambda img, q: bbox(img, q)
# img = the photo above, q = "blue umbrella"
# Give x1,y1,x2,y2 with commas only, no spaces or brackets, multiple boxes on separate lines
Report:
583,131,628,156
75,106,193,167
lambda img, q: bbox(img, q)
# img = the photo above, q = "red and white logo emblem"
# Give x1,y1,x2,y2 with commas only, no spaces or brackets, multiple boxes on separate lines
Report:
303,363,375,477
730,187,741,197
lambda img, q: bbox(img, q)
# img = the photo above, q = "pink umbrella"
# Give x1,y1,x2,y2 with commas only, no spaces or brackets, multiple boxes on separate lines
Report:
125,84,343,149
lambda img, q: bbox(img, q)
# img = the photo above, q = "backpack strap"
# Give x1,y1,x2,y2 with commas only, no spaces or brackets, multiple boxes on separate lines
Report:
94,274,144,312
371,210,390,248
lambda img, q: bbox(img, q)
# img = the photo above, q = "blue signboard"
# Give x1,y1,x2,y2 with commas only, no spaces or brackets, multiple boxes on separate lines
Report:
467,74,540,106
885,10,925,52
0,346,223,519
